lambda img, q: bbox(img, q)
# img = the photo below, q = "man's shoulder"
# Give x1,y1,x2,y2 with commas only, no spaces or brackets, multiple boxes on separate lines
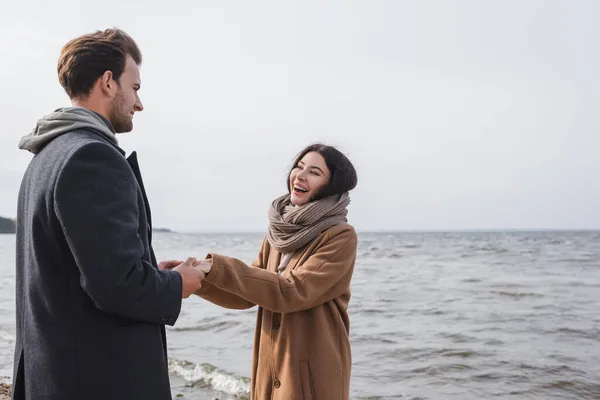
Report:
29,130,128,185
32,131,124,173
47,129,119,156
51,133,136,196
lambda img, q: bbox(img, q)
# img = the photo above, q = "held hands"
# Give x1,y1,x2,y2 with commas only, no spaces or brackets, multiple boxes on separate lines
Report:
158,257,213,298
158,258,213,274
159,257,203,298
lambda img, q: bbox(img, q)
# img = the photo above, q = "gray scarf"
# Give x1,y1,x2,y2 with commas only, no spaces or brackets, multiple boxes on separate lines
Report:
267,192,350,254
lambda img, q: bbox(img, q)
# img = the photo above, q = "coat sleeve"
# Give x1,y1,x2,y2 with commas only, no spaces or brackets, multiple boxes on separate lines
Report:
194,281,255,310
194,239,269,310
54,141,182,326
204,227,357,314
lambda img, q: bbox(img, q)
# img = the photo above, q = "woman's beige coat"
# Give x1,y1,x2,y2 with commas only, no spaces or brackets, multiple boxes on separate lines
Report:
197,223,357,400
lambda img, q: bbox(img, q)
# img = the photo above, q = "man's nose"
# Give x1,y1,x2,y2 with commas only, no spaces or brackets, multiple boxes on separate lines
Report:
135,97,144,112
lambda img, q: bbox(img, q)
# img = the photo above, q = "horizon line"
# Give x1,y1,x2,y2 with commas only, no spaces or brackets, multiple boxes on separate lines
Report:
165,228,600,235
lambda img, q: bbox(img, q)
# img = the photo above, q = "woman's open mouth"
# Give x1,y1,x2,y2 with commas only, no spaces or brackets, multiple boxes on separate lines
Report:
293,184,308,195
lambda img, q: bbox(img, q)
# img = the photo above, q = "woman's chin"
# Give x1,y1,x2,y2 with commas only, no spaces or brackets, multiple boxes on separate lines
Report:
290,194,308,207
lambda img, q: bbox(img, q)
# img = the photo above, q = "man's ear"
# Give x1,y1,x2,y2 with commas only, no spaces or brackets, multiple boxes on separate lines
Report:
99,70,116,96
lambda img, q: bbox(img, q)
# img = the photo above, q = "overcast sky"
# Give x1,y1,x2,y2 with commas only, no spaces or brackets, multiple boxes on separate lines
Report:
1,0,598,232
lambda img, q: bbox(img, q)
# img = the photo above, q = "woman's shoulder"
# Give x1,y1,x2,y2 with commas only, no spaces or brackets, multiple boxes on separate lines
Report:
260,224,357,254
321,223,357,243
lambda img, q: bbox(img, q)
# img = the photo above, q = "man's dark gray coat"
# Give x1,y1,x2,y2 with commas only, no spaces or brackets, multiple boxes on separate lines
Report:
13,107,183,399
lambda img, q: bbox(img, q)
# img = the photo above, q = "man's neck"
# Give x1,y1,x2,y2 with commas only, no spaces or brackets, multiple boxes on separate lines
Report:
71,98,110,122
70,99,116,133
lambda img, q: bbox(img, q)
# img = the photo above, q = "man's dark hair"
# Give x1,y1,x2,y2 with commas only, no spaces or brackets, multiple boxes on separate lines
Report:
57,28,142,99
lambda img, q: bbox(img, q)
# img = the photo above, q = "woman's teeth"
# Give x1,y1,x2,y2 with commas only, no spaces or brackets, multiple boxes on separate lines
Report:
294,185,308,193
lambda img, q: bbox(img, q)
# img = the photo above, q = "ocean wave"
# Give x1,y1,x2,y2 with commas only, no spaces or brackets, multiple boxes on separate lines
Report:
436,333,475,343
410,363,474,375
168,358,250,399
0,332,14,343
555,327,600,341
491,290,544,298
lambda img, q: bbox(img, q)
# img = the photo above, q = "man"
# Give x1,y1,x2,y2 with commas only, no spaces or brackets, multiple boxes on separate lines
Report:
13,28,205,399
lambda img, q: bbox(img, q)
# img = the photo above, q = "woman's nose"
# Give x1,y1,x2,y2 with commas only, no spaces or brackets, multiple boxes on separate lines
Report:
296,170,308,180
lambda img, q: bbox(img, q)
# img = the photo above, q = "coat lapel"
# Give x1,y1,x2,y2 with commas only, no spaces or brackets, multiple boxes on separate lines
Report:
279,247,308,274
126,151,153,241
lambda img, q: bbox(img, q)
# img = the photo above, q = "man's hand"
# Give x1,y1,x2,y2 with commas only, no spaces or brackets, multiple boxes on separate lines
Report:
158,260,183,271
171,257,206,298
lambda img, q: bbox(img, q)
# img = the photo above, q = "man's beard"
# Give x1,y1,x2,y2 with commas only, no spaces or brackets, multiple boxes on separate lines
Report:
109,90,133,133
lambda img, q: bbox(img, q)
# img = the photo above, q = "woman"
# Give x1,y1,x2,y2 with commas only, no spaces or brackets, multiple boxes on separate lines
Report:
166,143,358,400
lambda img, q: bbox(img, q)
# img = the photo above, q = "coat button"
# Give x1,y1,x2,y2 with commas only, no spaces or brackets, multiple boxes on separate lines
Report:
273,321,280,330
273,379,281,388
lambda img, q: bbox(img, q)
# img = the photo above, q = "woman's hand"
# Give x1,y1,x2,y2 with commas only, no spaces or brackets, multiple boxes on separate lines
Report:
194,258,213,274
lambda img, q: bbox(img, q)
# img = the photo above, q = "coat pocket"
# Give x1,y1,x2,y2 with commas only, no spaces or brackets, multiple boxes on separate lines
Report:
299,360,315,400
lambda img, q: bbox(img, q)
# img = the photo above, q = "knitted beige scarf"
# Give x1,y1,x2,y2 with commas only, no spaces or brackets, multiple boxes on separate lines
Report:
267,192,350,254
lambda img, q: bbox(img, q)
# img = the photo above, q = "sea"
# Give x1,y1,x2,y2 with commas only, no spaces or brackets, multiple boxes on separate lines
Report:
0,230,599,399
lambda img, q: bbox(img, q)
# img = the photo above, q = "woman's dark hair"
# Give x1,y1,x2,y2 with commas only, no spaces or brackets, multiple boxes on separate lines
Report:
287,143,358,201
